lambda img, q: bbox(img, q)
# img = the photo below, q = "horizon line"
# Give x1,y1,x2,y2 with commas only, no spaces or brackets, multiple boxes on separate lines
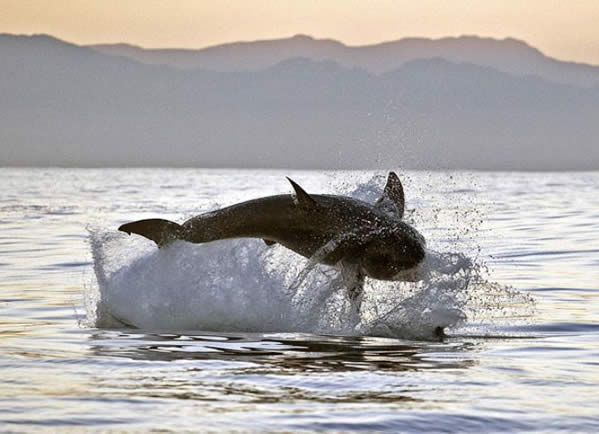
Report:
2,166,598,173
6,31,599,68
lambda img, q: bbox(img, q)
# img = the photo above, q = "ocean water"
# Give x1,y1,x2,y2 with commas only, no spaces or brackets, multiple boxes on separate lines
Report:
1,168,598,432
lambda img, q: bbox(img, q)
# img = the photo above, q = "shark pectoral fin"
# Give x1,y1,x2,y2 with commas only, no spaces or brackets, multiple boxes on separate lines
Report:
375,171,405,219
263,239,277,246
286,177,317,208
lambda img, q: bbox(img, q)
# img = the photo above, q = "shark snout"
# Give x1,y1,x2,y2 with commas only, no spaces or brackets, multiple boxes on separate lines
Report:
359,226,427,281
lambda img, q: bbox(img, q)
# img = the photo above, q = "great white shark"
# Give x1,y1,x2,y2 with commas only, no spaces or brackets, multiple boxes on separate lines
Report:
119,172,426,308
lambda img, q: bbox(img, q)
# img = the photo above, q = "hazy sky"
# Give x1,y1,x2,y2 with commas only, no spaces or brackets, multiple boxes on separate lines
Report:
2,0,599,64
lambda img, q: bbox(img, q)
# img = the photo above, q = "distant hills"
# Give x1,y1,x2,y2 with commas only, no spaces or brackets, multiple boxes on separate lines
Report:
1,33,598,169
90,34,599,87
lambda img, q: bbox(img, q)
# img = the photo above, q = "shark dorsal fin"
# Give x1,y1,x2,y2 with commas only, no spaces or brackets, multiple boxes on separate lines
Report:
375,171,405,219
287,177,317,208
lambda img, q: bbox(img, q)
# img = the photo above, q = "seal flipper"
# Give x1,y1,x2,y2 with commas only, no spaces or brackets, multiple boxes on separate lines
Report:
375,171,405,219
263,239,277,246
119,218,184,248
286,177,317,208
339,261,366,325
341,262,365,303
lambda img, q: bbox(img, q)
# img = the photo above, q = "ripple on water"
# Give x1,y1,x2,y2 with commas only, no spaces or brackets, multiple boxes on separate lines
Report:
1,169,599,432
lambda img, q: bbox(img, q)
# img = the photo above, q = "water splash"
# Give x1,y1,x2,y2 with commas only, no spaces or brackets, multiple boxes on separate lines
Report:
86,173,534,340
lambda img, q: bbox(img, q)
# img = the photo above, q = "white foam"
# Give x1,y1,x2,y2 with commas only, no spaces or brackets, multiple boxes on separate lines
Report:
86,173,534,340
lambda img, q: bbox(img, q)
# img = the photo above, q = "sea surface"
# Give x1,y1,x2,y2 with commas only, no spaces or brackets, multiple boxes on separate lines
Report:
1,168,598,432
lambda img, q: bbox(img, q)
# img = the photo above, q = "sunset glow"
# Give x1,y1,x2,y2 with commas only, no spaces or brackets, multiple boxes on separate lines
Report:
2,0,598,64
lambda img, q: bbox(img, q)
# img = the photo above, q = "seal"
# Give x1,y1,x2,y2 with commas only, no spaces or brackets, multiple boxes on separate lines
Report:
119,172,426,304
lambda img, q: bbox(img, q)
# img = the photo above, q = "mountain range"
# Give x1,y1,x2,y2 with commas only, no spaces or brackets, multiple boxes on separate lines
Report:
90,34,599,87
1,33,598,169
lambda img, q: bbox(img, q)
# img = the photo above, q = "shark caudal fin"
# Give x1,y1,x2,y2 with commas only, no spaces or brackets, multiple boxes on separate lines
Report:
375,171,405,219
118,218,184,247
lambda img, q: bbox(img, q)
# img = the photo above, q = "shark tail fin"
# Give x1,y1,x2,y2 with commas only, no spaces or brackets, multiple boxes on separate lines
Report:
118,218,184,248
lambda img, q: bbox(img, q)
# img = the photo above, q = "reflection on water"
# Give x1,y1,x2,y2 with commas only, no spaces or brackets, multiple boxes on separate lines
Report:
86,331,479,409
88,330,478,371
